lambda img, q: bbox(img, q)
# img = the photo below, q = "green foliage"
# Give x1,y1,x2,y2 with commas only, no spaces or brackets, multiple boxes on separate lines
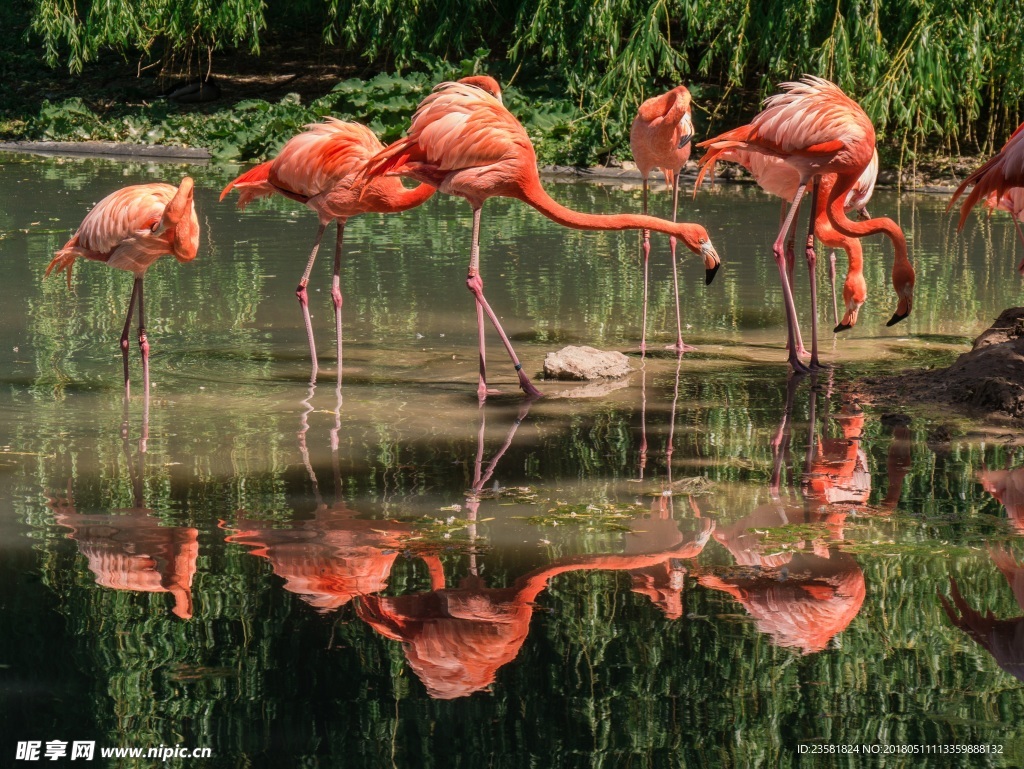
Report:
17,0,1024,165
20,69,592,164
30,0,266,74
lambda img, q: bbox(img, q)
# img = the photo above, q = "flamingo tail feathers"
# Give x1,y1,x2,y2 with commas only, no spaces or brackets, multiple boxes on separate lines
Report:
220,161,276,210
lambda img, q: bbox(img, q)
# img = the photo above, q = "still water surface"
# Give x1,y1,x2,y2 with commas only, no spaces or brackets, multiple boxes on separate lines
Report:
1,155,1024,766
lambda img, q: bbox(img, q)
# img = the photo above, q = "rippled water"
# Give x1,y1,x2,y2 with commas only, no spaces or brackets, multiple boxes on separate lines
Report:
2,154,1024,767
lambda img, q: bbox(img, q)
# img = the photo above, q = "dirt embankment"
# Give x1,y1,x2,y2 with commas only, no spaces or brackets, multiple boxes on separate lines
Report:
863,308,1024,420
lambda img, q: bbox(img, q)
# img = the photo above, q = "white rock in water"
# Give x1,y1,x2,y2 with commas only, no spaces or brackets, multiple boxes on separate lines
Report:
543,346,632,380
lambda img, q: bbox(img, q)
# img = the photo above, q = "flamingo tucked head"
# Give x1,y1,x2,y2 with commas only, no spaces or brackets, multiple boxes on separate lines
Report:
155,177,199,263
457,75,502,104
846,149,879,213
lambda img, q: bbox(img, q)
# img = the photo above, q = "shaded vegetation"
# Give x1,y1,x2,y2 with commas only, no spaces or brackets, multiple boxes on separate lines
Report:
4,0,1021,168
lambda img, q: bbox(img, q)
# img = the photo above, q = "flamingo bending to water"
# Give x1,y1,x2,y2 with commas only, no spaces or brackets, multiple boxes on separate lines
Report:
630,85,695,354
698,76,914,372
45,178,199,397
221,119,435,378
951,123,1024,274
364,76,720,401
711,148,879,334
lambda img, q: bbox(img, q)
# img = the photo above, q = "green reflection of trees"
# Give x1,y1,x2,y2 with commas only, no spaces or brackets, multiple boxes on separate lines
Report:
10,157,1024,767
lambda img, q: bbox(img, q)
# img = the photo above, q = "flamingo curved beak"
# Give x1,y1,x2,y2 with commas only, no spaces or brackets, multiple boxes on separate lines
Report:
678,113,694,150
886,296,912,327
701,241,720,285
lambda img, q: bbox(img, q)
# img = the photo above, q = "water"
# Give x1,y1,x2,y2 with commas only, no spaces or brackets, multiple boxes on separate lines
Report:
2,153,1024,767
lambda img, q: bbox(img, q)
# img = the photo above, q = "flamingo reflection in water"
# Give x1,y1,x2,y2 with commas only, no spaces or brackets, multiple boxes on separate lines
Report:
357,398,712,698
47,402,198,620
223,384,444,611
633,356,706,619
979,463,1024,531
224,507,444,613
939,463,1024,679
358,515,713,700
698,377,869,654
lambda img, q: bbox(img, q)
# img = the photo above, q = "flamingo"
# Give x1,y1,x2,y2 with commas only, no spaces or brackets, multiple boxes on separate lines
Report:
698,76,914,372
45,178,199,397
630,85,696,354
364,75,721,401
712,148,879,334
220,119,436,379
950,122,1024,274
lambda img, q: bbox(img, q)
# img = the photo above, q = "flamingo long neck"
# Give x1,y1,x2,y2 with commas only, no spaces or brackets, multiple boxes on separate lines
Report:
516,176,700,240
826,173,908,268
384,182,435,212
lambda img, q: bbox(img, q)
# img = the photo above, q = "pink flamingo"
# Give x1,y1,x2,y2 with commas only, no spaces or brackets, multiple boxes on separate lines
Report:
364,76,720,401
221,119,435,378
950,122,1024,273
45,178,199,397
698,76,915,372
630,85,696,354
711,148,879,334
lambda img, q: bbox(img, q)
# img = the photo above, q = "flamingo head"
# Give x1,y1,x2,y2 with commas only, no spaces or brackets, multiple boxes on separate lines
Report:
886,259,915,327
834,267,867,333
679,225,720,284
458,75,502,104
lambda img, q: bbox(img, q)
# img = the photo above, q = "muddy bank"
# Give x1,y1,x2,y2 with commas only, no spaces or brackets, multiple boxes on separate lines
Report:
860,308,1024,421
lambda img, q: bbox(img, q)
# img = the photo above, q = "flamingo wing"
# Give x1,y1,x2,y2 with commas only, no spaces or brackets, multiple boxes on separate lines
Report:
270,118,385,198
367,81,528,182
951,125,1024,229
74,184,177,255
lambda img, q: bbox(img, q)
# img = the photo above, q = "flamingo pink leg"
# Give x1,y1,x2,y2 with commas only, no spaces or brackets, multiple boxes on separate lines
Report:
120,278,141,398
780,200,808,357
640,177,651,355
332,220,346,375
773,183,812,374
297,221,328,381
1013,216,1024,274
466,205,542,401
828,250,839,328
804,180,822,369
667,174,697,355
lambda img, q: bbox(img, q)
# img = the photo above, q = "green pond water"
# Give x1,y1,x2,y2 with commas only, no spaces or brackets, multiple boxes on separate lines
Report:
1,153,1024,767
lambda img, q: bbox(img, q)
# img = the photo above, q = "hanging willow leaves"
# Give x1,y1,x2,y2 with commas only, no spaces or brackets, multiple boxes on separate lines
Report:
30,0,267,75
23,0,1024,160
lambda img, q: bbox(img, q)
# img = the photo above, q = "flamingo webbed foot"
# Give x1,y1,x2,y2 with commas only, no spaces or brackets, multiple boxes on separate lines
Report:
518,373,542,400
666,342,698,355
788,355,811,375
